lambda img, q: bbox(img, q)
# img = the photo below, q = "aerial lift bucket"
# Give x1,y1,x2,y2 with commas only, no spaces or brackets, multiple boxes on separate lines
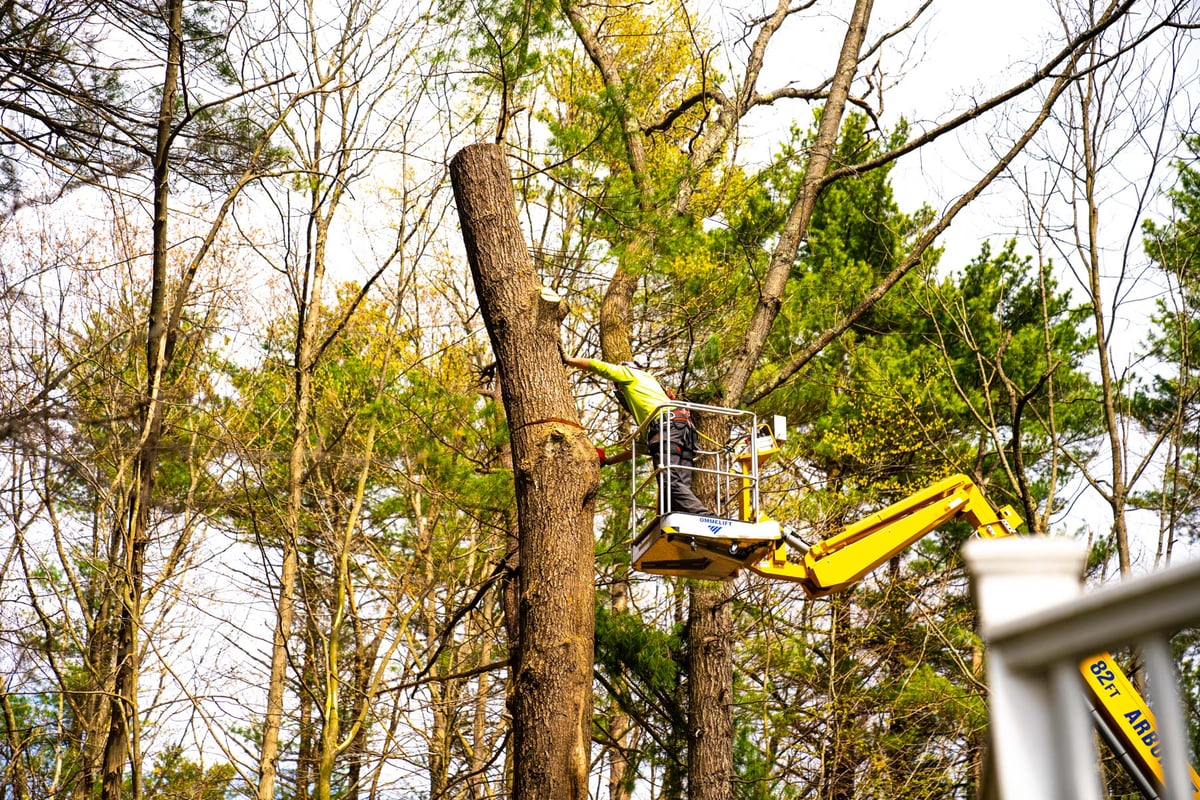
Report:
629,406,785,580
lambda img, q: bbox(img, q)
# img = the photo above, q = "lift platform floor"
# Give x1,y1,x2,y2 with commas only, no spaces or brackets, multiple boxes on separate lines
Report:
632,514,782,580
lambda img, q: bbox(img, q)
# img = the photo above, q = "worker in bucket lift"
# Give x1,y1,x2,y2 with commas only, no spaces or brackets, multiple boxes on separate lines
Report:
564,354,712,517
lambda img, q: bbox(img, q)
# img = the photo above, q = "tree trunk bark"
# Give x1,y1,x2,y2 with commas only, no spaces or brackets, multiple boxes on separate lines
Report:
687,582,734,800
606,576,638,800
823,595,860,800
450,142,600,800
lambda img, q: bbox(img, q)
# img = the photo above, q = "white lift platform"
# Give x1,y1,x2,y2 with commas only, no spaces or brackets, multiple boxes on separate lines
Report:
626,403,787,580
632,513,782,580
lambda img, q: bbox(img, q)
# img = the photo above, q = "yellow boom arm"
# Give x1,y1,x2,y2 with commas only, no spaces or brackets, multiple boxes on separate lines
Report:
639,415,1198,798
740,470,1199,797
748,473,1021,597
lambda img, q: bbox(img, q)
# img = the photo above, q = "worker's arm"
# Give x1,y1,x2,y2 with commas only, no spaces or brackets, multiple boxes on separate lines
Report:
564,355,637,385
600,448,632,466
563,354,590,370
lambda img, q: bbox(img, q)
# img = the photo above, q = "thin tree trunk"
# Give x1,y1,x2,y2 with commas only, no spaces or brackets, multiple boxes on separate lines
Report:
298,598,316,800
99,0,184,794
450,142,599,800
606,576,638,800
77,505,119,799
470,623,496,800
1079,67,1131,576
822,597,859,800
722,0,875,401
257,416,305,800
1,677,30,800
345,635,375,800
419,499,451,799
258,238,323,800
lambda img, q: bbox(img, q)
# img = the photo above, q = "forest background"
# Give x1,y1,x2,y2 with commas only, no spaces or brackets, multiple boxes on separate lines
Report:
1,0,1198,799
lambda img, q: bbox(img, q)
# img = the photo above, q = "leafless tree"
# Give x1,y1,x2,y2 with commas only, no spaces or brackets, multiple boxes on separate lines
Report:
221,2,451,798
1012,0,1200,575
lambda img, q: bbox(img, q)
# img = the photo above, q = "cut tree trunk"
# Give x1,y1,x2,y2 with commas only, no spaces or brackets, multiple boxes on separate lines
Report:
450,142,599,800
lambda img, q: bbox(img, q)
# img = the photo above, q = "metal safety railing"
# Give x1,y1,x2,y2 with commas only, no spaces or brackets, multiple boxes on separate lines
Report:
963,537,1200,800
626,401,778,525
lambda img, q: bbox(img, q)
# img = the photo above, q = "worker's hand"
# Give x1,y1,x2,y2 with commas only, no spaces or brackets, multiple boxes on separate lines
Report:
596,446,606,466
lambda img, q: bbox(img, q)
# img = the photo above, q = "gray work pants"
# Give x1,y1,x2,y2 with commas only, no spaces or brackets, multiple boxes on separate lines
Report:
647,418,711,516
